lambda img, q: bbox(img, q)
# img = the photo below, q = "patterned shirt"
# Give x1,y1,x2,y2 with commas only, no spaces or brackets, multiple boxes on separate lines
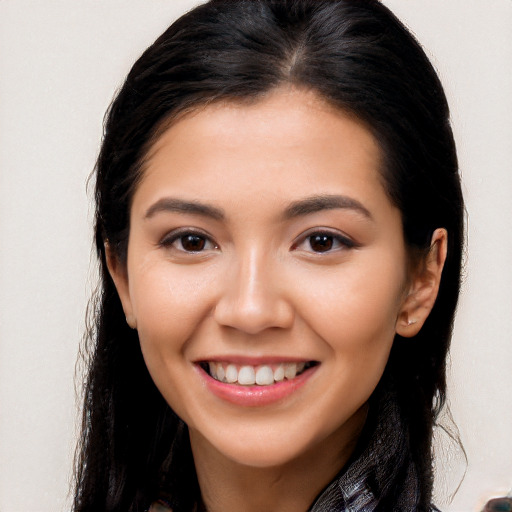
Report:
149,395,434,512
308,397,424,512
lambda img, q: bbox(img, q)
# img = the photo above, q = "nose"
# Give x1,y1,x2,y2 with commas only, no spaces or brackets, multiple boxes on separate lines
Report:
214,249,295,334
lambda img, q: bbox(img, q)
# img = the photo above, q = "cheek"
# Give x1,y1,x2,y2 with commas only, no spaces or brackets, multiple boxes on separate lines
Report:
297,254,406,358
129,261,218,356
129,263,219,415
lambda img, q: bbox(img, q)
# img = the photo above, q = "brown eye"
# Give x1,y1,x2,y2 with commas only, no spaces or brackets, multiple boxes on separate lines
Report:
180,234,207,252
309,234,334,252
292,229,356,254
160,230,218,253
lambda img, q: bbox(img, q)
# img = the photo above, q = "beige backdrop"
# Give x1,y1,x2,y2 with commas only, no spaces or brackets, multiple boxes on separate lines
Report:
0,1,511,511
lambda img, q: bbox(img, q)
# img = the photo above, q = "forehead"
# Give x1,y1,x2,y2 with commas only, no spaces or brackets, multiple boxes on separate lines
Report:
148,88,380,162
133,87,391,219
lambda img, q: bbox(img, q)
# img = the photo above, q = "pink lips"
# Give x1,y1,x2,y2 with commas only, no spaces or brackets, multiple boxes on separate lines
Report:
196,363,318,407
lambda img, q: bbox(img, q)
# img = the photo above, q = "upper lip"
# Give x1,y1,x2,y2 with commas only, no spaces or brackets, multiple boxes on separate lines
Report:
194,355,316,365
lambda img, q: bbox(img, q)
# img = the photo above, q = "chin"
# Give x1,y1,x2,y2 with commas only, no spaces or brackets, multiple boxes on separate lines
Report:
218,441,306,469
191,420,326,469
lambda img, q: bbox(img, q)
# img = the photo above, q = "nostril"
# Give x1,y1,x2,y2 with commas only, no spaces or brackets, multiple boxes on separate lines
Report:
213,298,294,334
212,257,294,333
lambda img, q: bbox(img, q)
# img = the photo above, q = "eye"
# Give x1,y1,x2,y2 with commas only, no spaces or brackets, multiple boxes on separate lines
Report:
293,230,356,254
160,230,218,253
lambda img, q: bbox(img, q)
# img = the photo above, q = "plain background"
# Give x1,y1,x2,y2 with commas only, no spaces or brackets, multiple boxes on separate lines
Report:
0,1,511,511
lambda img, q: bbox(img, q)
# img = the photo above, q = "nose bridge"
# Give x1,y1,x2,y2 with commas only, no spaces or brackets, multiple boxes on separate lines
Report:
215,244,294,333
239,245,271,304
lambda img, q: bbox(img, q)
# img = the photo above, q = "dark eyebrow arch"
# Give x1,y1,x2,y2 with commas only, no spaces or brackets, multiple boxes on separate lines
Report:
282,194,372,220
144,198,225,221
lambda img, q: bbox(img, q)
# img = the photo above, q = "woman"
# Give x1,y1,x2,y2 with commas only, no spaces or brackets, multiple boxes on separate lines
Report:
74,1,464,511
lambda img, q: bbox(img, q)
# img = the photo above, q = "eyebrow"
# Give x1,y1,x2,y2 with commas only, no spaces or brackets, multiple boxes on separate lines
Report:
144,194,372,222
282,194,373,220
144,198,225,221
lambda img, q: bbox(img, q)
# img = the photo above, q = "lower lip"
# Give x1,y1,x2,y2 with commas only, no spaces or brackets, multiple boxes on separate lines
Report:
197,365,318,407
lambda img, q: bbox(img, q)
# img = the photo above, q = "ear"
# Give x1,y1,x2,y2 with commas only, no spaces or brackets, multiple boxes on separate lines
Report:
105,243,137,329
396,228,447,338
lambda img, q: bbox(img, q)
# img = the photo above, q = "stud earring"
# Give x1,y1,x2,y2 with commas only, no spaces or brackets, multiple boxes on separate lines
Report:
407,318,417,326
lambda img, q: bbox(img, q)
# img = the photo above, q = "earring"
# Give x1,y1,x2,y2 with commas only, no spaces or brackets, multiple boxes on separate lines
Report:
407,318,417,326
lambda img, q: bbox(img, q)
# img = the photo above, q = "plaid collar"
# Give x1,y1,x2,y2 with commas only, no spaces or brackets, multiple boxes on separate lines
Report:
309,397,422,512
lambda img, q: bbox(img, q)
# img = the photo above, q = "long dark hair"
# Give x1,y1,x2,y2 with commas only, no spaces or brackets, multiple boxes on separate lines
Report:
74,1,464,510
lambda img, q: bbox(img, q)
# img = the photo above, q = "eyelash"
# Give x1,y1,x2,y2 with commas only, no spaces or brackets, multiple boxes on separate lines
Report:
292,229,357,254
159,229,218,253
159,228,356,255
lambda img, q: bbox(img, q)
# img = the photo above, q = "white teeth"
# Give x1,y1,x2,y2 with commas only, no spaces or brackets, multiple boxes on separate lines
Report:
207,361,310,385
284,363,297,380
274,364,285,382
255,366,274,385
209,362,216,379
225,364,238,383
216,363,226,382
238,366,256,385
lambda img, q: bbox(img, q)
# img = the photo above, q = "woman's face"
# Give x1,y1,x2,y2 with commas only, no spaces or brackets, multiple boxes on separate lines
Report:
111,87,415,468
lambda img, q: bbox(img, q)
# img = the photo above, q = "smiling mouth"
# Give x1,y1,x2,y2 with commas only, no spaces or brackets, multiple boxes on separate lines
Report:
199,361,318,386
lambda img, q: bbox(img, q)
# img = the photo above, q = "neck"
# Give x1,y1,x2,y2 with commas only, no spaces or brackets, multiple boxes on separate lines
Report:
189,405,367,512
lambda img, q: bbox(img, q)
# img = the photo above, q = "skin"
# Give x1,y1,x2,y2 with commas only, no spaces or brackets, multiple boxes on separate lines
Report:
108,87,446,512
